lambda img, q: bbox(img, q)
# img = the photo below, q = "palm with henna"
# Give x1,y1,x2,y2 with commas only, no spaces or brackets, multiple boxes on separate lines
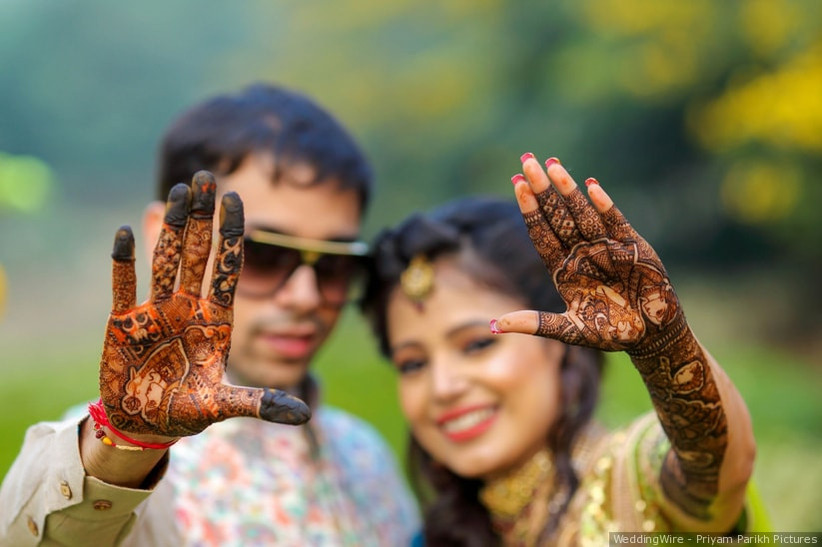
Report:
496,157,683,354
99,171,310,440
496,156,748,527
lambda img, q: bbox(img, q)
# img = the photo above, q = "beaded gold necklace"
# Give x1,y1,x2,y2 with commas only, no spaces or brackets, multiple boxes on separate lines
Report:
479,448,562,546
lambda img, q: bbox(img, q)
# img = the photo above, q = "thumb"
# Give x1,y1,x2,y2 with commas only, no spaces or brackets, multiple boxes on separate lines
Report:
493,310,580,344
215,385,311,426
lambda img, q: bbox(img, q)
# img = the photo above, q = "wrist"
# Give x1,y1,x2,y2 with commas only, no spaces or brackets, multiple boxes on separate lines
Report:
111,430,179,446
80,418,169,488
89,399,179,450
627,313,690,363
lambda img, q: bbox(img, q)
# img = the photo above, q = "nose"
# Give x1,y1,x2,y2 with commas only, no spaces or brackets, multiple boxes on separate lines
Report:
273,264,322,313
429,357,468,403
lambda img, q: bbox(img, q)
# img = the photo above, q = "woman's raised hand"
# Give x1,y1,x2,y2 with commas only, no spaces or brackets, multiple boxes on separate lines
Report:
98,171,310,439
495,155,685,355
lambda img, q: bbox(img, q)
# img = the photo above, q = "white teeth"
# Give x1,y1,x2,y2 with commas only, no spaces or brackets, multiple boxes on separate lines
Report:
441,408,495,433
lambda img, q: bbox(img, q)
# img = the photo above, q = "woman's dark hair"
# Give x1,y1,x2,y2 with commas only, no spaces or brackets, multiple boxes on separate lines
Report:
156,83,372,211
361,196,604,545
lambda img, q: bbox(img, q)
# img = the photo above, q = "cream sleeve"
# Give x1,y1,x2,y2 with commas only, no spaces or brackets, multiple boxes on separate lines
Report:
0,416,172,546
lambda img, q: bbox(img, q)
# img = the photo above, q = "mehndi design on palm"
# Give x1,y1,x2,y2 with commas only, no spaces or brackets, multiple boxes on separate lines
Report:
523,182,682,353
99,171,310,439
502,160,727,520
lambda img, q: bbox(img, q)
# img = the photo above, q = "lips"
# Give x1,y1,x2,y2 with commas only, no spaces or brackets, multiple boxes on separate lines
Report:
437,405,498,443
257,326,318,360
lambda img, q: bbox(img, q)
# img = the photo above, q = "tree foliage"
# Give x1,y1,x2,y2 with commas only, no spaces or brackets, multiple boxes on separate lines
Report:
1,0,820,332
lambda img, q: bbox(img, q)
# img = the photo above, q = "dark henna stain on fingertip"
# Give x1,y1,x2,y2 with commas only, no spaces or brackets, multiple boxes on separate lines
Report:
192,170,216,187
164,184,191,227
219,192,245,237
112,226,135,261
260,389,312,425
190,171,216,218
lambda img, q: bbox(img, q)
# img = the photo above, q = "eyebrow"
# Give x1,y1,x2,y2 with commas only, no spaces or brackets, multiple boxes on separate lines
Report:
389,319,492,356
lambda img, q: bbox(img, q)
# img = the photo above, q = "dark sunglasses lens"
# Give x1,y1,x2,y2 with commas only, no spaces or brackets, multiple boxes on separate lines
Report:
314,254,365,303
237,240,300,296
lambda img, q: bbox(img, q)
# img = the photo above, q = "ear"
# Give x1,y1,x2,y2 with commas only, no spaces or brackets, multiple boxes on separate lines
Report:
141,201,166,263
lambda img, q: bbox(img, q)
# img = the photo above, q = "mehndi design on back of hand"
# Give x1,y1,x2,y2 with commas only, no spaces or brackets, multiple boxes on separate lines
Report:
508,161,727,519
99,171,310,439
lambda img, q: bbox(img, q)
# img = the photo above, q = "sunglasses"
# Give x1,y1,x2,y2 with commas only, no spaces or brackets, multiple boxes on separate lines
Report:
236,229,369,305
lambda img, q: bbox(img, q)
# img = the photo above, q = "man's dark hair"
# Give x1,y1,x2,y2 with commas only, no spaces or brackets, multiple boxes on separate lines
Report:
156,83,372,210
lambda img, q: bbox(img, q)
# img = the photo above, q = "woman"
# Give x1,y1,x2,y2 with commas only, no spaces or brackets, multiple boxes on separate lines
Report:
361,155,759,545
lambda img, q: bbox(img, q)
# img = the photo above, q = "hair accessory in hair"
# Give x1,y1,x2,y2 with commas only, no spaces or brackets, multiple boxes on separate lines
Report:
400,254,435,305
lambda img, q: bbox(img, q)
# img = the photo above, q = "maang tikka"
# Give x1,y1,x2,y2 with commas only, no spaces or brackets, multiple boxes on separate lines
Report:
400,254,434,308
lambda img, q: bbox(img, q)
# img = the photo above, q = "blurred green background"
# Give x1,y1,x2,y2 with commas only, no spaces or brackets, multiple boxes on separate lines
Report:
1,0,820,531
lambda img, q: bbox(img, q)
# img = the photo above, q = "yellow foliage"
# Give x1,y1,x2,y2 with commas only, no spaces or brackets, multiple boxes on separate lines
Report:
618,33,699,98
580,0,712,36
692,42,822,152
720,161,801,224
572,0,713,99
741,0,801,58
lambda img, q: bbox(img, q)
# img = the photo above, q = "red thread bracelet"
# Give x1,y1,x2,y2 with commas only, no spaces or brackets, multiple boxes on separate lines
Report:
88,399,178,450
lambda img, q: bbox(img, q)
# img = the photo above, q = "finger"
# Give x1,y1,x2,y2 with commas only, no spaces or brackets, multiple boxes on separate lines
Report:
111,226,137,313
544,157,578,197
179,171,216,297
523,155,582,248
565,184,608,241
494,310,584,345
520,152,552,194
215,385,311,425
586,178,640,242
540,159,596,246
512,174,566,272
259,388,311,425
585,178,614,213
151,183,190,300
208,192,244,307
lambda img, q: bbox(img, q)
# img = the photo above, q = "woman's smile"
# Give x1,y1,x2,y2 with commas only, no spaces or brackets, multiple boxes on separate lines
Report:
437,405,499,442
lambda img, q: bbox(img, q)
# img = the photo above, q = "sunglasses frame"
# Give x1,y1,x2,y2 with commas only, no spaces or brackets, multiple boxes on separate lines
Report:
237,229,370,302
245,229,369,259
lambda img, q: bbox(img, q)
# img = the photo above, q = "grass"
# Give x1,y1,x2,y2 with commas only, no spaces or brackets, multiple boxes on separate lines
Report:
2,312,820,530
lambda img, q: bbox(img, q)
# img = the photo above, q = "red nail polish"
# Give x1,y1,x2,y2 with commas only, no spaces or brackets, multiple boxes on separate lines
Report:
585,177,598,187
520,152,535,163
545,157,561,169
490,319,503,334
511,174,526,185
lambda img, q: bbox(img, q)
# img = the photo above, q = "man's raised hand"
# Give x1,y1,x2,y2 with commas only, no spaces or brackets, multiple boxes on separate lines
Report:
99,171,310,439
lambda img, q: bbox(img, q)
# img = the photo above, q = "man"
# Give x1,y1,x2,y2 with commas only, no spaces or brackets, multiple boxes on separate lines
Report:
0,84,419,545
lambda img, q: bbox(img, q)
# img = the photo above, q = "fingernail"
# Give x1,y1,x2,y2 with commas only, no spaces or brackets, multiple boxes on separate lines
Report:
585,177,598,187
545,157,561,169
490,319,503,334
511,174,526,186
520,152,535,163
